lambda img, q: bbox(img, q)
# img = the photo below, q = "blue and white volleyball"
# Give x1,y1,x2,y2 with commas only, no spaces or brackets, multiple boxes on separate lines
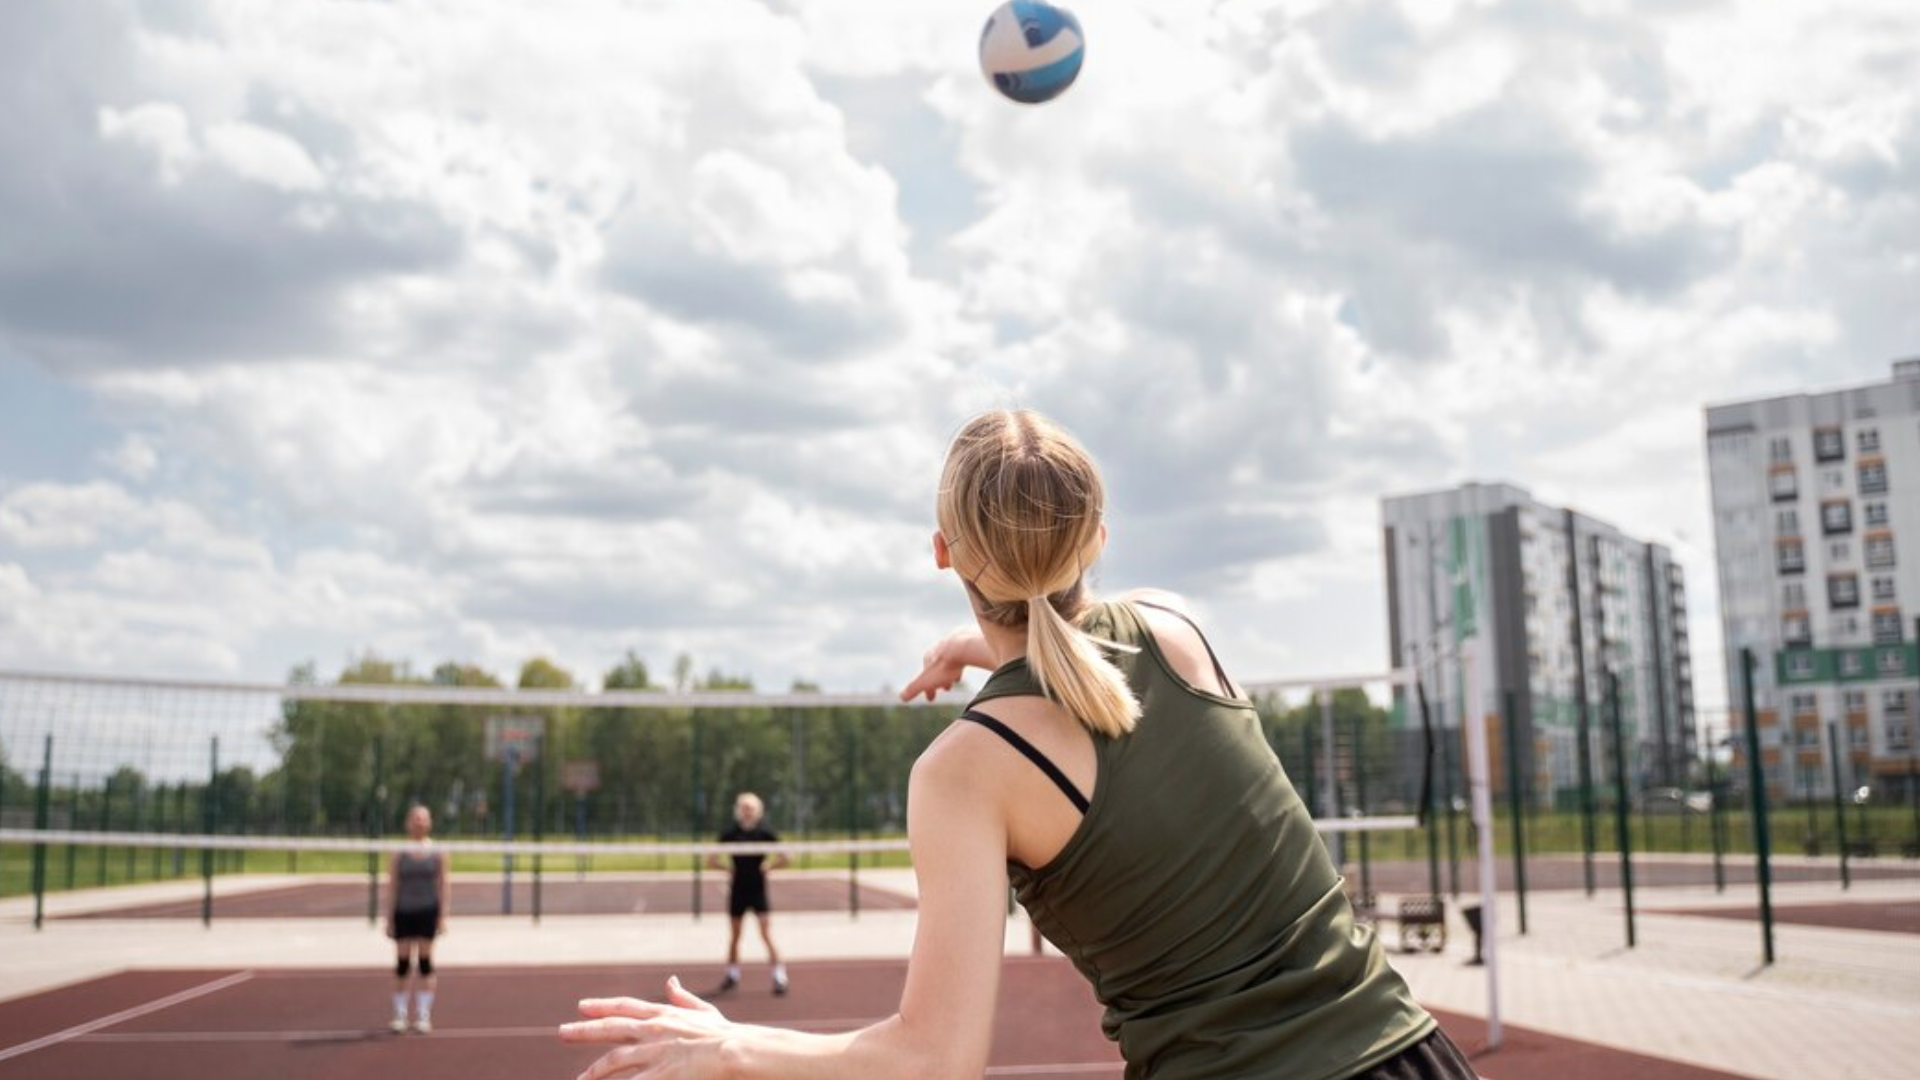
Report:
978,2,1085,105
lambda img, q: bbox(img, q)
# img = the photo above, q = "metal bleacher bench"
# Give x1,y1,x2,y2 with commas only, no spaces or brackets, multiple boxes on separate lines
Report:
1350,891,1447,954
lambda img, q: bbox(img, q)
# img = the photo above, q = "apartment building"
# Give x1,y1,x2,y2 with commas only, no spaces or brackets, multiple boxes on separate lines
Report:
1383,483,1694,807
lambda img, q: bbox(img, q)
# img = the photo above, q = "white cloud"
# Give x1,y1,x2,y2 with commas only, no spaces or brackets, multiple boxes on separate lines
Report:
204,120,326,192
0,0,1914,710
98,102,198,185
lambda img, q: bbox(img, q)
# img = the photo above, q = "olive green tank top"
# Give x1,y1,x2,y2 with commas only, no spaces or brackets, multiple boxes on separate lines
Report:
968,601,1434,1080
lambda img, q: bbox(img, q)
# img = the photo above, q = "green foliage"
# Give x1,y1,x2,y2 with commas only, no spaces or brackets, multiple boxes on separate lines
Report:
260,651,952,842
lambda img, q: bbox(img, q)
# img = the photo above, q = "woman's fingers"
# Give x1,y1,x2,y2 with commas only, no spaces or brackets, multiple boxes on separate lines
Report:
576,997,663,1020
664,976,719,1014
558,1016,651,1044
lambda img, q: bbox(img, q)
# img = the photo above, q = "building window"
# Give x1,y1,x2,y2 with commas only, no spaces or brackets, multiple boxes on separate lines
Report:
1844,689,1867,713
1829,573,1861,608
1779,538,1806,575
1782,581,1806,609
1786,652,1817,679
1821,500,1852,535
1875,609,1905,644
1867,534,1896,568
1873,576,1897,601
1770,468,1799,502
1885,689,1910,715
1814,427,1845,462
1859,428,1881,453
1879,647,1907,676
1770,437,1793,463
1850,724,1870,749
1891,717,1913,753
1776,508,1801,536
1825,469,1846,491
1831,540,1853,563
1841,651,1866,677
1783,613,1812,646
1860,459,1889,495
1789,692,1818,715
1866,502,1890,527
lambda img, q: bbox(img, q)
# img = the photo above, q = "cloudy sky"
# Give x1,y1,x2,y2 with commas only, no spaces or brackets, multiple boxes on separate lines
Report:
1,0,1914,711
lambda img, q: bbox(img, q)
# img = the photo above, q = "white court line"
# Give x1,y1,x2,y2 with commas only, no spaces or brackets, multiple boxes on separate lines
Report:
0,970,255,1064
71,1028,1123,1075
985,1066,1122,1076
78,1026,561,1043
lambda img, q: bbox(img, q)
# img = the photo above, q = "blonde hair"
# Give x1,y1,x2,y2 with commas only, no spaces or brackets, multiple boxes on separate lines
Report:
937,410,1140,737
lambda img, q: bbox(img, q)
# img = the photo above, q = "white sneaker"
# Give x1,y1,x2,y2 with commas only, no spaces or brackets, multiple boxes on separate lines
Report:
389,1016,408,1034
412,1017,433,1034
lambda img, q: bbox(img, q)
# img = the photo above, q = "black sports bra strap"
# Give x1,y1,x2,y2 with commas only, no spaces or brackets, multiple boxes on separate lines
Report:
1132,599,1238,698
958,709,1090,814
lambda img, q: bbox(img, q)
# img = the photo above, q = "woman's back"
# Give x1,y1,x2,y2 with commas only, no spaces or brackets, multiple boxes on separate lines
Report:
971,601,1432,1080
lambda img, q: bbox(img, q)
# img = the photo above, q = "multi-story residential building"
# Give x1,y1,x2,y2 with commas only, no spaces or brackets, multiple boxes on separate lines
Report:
1706,359,1920,804
1383,483,1695,809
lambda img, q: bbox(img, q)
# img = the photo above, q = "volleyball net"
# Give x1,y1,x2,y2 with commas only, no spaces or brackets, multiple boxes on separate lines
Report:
0,667,1431,924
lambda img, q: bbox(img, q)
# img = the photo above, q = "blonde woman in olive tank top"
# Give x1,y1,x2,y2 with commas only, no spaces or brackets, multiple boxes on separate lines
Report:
562,409,1477,1080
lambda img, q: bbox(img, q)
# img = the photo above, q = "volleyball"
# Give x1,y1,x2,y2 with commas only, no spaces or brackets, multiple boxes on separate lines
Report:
978,2,1085,105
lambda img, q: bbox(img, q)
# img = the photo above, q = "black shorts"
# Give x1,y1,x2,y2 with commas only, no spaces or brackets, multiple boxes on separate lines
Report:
1353,1029,1478,1080
393,906,441,940
728,876,769,918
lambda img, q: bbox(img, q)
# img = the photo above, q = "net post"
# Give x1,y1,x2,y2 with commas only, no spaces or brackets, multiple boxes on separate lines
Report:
1708,722,1726,892
1350,706,1370,896
502,743,517,916
1606,670,1635,948
1415,679,1442,902
0,738,7,902
98,782,112,887
31,734,52,931
533,733,546,926
173,782,186,877
367,733,384,926
1741,648,1775,964
64,772,78,893
1503,689,1528,935
691,713,703,922
1826,721,1851,890
846,723,860,920
202,736,218,928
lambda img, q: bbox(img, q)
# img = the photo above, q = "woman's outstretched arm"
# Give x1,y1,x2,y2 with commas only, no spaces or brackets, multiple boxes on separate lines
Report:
558,733,1009,1080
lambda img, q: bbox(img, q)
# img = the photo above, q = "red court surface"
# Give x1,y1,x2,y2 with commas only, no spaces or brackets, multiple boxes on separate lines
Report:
62,875,916,919
1648,897,1920,935
0,958,1761,1080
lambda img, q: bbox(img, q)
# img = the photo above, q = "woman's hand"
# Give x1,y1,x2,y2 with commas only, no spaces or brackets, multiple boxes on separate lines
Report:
899,627,993,702
560,977,734,1080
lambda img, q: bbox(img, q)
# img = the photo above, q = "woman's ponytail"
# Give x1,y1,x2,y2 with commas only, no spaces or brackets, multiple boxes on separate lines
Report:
1025,595,1139,738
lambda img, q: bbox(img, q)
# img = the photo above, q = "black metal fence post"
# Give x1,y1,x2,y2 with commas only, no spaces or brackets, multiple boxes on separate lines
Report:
1607,670,1635,948
1740,649,1775,965
1827,722,1851,891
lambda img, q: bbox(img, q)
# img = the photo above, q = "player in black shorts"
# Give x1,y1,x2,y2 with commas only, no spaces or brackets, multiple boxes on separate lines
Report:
385,804,448,1034
708,792,789,995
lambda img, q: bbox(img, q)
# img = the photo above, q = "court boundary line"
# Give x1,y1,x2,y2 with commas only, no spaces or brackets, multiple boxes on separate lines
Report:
0,970,255,1064
984,1066,1122,1076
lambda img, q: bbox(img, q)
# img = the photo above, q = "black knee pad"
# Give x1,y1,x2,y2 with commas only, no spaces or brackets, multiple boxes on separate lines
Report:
396,955,412,977
418,956,434,977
